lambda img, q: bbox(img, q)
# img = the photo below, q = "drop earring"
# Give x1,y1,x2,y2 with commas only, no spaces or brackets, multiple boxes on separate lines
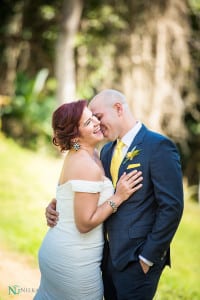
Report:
72,140,80,151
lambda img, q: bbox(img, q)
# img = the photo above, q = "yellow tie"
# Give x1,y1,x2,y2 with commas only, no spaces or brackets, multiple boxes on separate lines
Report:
110,140,124,187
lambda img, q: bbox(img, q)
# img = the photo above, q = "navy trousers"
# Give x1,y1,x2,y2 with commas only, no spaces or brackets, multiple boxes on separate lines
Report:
102,253,166,300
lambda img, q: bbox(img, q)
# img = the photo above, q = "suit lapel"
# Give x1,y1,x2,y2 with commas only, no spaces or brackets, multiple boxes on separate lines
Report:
119,124,147,171
102,125,148,182
127,124,147,152
104,141,116,179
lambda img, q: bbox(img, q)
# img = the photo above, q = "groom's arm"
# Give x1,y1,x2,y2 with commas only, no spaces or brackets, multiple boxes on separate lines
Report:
46,198,59,227
140,137,183,264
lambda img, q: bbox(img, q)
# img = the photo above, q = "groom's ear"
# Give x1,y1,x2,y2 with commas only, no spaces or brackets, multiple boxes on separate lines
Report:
113,102,123,116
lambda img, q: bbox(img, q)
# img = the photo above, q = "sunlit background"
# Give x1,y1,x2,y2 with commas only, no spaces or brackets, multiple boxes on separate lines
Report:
0,0,199,299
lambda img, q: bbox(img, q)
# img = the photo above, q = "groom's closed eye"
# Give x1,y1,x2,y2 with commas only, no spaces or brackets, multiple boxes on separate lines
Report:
93,114,102,121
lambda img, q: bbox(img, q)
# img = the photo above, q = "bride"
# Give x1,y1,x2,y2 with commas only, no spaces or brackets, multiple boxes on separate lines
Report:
34,100,142,300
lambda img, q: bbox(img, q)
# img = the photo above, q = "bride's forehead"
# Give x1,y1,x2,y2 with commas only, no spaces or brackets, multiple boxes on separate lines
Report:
80,107,92,120
83,106,92,115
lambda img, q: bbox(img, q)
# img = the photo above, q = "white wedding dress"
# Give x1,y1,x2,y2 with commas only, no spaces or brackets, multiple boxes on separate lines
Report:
34,178,113,300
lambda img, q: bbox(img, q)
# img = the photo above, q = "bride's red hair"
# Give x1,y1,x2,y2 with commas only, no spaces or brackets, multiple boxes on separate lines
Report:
52,100,87,152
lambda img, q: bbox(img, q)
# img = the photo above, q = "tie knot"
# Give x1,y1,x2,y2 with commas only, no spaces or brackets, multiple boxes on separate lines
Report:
116,140,124,150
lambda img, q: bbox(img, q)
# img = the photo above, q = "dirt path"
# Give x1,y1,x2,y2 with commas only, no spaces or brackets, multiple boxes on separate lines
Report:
0,248,40,300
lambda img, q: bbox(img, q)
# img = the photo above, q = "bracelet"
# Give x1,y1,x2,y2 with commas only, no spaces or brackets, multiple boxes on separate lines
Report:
107,200,118,213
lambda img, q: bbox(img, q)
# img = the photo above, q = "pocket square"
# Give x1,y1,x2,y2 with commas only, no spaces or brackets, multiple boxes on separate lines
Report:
127,163,141,169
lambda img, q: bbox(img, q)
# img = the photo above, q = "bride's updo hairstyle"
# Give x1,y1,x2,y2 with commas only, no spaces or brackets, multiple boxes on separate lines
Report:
52,100,87,152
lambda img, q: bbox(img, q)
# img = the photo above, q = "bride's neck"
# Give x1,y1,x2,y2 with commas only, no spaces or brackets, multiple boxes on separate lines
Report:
70,144,96,159
79,146,96,159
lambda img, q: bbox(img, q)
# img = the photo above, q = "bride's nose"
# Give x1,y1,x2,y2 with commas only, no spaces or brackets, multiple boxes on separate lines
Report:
92,115,100,124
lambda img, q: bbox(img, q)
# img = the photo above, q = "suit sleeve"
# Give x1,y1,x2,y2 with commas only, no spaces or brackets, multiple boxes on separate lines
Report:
140,138,184,264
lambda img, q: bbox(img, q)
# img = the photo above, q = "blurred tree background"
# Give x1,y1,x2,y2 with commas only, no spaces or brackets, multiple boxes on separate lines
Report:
0,0,199,200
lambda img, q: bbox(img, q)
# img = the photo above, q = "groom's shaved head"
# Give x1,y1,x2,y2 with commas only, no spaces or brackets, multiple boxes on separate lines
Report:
90,89,126,107
89,89,136,140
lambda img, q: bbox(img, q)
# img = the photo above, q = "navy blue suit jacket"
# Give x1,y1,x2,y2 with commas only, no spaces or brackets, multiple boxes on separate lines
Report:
100,124,183,271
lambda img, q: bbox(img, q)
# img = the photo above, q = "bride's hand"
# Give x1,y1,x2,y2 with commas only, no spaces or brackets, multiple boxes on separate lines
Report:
115,170,143,203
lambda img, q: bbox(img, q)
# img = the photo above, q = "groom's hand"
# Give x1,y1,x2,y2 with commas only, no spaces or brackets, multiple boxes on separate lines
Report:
139,259,150,274
45,198,59,227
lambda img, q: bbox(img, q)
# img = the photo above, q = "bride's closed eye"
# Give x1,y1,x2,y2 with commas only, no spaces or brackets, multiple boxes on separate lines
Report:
84,118,92,126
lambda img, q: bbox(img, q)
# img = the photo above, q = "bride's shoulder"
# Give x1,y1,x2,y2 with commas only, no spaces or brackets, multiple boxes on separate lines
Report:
68,151,102,181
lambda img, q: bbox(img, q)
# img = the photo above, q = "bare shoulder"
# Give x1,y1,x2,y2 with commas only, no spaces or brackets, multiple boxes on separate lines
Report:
67,151,103,181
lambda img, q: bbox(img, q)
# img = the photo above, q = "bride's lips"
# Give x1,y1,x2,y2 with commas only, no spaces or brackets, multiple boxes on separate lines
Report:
93,126,100,133
93,126,102,135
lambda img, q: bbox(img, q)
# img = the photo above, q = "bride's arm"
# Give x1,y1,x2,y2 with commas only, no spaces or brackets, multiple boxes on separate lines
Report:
74,159,142,233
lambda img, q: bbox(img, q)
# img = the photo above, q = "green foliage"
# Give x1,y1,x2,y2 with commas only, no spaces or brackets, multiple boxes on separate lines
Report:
76,2,129,99
189,0,200,12
0,135,200,299
2,70,57,150
0,0,199,199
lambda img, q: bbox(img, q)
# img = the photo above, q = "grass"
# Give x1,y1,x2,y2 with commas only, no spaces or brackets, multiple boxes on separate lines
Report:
0,134,200,299
154,199,200,299
0,133,62,263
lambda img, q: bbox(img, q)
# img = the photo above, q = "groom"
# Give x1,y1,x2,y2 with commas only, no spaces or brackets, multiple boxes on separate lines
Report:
46,89,184,300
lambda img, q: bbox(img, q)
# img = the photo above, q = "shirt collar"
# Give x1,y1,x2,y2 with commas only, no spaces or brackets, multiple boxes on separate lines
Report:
121,121,142,149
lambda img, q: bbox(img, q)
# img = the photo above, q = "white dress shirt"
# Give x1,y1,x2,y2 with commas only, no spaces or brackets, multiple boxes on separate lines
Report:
120,121,142,158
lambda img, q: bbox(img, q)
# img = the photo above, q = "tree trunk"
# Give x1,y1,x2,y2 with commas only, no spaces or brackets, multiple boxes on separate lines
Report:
55,0,83,104
0,1,24,96
121,0,195,143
